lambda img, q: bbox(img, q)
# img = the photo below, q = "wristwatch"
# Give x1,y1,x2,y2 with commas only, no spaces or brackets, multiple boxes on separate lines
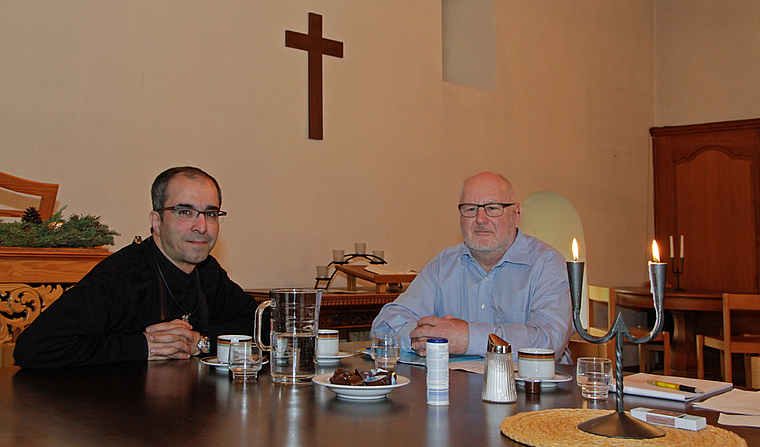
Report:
197,332,210,355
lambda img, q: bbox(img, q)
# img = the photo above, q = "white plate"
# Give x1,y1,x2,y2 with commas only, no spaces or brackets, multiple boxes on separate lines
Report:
317,351,354,365
515,372,572,388
313,372,410,400
201,356,268,370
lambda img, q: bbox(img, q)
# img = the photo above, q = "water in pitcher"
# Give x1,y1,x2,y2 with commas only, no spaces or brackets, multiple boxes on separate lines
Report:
255,288,321,384
271,333,317,384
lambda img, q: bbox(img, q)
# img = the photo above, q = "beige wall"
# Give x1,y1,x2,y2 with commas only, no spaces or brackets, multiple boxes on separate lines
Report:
2,1,657,289
654,0,760,126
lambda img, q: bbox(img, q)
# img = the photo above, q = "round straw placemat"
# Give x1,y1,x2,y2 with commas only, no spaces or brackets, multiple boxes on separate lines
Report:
500,409,747,447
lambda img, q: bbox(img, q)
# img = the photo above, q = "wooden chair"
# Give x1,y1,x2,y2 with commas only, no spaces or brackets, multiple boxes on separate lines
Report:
570,285,671,374
697,293,760,384
0,171,59,220
0,172,59,366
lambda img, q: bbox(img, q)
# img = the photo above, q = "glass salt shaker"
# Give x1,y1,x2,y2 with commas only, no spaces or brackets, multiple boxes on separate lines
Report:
481,334,517,403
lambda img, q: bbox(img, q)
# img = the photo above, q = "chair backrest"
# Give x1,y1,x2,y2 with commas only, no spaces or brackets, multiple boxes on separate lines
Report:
0,172,59,220
722,293,760,337
588,285,614,330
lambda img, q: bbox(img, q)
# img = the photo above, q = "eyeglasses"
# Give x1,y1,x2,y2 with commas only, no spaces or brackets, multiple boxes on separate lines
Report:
458,203,516,218
158,206,227,223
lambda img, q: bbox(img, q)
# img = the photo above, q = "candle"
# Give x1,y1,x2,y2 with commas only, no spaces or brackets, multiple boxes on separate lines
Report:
649,240,667,295
680,235,684,259
669,236,674,259
567,238,584,310
572,238,579,261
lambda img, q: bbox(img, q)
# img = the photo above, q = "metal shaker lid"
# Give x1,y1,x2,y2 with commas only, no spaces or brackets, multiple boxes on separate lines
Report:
487,333,511,354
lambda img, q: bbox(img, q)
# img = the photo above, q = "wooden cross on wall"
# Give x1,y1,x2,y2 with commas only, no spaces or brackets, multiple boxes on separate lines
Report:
286,13,344,140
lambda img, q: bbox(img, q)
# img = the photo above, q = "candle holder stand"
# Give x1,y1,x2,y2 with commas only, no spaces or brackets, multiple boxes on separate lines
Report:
670,257,685,291
314,253,387,289
567,262,667,439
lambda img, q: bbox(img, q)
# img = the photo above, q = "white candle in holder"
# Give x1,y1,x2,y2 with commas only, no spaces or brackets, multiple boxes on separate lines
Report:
316,265,329,278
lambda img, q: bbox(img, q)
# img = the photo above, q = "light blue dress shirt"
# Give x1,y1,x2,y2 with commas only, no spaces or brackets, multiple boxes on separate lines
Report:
371,230,574,363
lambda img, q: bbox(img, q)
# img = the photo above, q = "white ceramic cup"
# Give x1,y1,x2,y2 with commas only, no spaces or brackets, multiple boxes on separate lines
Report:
317,329,340,357
217,334,253,364
517,348,555,379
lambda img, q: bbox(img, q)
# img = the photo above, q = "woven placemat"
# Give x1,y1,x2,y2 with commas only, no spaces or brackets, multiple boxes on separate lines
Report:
500,409,747,447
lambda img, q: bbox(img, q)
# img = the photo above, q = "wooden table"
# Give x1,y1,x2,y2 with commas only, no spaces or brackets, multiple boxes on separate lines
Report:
334,264,417,293
246,288,399,340
614,287,722,378
0,342,755,447
0,246,110,365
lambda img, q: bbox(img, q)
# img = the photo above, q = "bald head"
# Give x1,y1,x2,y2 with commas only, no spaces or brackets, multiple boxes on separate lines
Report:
458,171,521,272
459,172,516,203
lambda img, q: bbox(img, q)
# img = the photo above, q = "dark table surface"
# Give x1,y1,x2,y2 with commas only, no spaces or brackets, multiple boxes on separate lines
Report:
0,342,756,446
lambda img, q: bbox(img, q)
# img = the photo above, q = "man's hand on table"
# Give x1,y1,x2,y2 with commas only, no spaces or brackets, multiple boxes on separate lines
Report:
144,319,202,360
409,314,469,356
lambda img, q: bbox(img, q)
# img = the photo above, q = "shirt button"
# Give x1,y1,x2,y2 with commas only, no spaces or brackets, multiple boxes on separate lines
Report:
481,304,486,310
484,276,489,281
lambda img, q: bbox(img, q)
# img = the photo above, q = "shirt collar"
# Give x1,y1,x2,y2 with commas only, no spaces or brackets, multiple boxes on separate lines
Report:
461,229,531,269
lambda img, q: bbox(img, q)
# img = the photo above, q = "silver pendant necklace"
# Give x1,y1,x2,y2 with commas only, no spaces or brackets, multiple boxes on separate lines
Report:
154,256,199,322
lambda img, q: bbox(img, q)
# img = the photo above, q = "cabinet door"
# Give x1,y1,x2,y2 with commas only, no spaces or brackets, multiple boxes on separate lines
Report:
652,119,760,293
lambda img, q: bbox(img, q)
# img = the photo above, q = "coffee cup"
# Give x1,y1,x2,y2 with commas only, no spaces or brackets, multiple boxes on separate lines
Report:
217,334,253,364
317,329,340,357
517,348,555,379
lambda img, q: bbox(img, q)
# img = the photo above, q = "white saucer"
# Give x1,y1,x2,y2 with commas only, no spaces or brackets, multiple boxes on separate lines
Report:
313,372,410,400
514,372,572,388
201,356,268,370
317,351,354,365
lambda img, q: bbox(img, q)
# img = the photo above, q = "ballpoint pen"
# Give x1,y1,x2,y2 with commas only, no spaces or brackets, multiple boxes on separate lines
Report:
647,379,704,394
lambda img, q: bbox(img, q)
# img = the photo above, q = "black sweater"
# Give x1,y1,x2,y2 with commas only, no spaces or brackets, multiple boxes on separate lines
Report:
14,237,255,368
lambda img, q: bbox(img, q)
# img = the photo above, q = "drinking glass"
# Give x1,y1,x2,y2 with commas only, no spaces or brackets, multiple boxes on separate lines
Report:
576,357,612,399
371,334,400,371
228,342,262,382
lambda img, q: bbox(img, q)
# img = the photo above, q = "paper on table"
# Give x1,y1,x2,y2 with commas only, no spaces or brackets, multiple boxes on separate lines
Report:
449,359,485,374
693,389,760,416
398,351,482,367
364,264,417,275
718,413,760,428
623,373,732,402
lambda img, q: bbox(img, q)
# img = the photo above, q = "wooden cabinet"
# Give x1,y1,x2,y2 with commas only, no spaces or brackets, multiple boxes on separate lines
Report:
652,118,760,293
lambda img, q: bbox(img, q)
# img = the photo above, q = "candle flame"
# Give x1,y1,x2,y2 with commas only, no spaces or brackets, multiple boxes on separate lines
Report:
572,238,579,261
652,240,660,263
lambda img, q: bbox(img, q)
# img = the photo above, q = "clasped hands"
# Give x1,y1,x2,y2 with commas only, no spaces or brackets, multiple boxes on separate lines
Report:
409,314,469,356
144,319,201,360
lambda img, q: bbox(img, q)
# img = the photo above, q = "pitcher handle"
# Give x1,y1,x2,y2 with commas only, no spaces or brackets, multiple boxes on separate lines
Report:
255,299,273,352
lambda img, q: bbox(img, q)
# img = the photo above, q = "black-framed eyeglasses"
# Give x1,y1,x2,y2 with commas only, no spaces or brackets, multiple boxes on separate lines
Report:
458,203,516,218
158,206,227,223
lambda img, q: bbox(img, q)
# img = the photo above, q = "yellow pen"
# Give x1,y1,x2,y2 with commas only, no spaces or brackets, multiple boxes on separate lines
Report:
647,379,704,394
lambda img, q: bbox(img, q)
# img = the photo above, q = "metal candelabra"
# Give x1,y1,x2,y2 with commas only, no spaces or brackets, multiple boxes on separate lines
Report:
671,256,685,291
567,260,667,439
314,253,387,289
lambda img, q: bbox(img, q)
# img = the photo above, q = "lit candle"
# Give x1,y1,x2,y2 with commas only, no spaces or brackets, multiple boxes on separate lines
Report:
572,238,579,262
649,240,667,312
669,236,674,259
680,235,684,259
649,240,667,297
566,238,584,310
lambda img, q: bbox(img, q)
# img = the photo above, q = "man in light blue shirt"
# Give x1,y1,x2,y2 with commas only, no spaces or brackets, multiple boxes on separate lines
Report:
371,172,573,363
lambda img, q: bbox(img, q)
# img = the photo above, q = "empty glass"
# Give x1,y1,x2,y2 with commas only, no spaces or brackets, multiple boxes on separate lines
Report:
228,342,262,382
576,357,612,399
371,334,400,371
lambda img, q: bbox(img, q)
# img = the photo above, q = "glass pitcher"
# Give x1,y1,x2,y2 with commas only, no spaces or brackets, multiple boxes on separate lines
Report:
255,288,322,384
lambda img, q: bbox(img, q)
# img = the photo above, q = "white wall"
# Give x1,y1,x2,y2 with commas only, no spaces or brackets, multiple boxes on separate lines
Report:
2,1,655,289
654,0,760,126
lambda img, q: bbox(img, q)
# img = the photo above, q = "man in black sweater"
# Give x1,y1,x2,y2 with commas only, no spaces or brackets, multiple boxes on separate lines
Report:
15,166,255,368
